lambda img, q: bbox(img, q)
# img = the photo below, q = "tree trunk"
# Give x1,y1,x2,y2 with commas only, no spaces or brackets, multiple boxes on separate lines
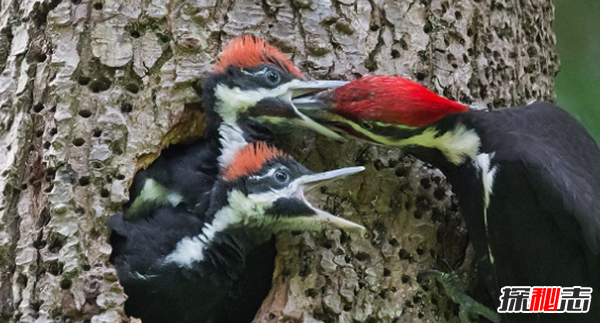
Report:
0,0,558,322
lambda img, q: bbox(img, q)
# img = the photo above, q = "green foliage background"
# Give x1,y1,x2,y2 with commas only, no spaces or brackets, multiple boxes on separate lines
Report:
555,0,600,142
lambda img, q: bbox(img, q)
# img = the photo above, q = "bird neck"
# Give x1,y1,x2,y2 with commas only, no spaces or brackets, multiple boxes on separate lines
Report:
165,189,273,270
180,226,271,282
202,73,225,137
203,75,275,168
217,122,248,168
405,110,500,283
216,119,274,168
393,111,482,168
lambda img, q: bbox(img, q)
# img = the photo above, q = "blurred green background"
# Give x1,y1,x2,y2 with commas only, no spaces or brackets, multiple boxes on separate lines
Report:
555,0,600,142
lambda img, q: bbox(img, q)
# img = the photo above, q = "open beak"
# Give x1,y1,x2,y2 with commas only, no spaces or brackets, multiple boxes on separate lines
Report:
291,94,351,126
283,80,349,141
289,80,349,98
292,94,339,119
291,94,358,140
291,95,329,110
294,166,366,231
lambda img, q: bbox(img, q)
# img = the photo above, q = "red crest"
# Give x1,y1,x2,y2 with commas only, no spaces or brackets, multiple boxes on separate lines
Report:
222,142,287,181
214,35,303,79
333,76,469,127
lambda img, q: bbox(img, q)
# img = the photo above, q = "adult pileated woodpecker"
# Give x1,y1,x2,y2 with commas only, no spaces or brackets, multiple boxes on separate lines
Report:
109,142,365,323
293,75,600,323
124,35,346,219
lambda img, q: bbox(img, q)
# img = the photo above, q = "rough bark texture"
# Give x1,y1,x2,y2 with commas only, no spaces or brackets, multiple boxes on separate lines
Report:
0,0,557,322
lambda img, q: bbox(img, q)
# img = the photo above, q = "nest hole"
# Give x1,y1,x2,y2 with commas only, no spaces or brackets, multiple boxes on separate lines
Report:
33,103,44,113
78,110,92,118
72,138,85,146
78,176,90,186
78,76,91,86
120,103,133,113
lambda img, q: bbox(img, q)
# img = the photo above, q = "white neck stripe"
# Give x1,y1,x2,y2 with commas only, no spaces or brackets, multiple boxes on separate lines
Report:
218,123,248,168
474,152,499,264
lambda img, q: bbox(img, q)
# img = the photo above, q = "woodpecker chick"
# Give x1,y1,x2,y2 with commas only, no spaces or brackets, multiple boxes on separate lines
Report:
294,75,600,323
109,142,364,323
124,35,346,219
202,35,347,142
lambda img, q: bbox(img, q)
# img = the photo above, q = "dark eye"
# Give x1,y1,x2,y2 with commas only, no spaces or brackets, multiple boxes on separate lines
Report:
273,170,289,183
265,70,281,85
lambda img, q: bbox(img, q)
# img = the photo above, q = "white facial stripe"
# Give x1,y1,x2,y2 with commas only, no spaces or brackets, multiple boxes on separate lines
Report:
254,68,268,76
164,175,347,268
474,152,499,264
346,119,481,165
248,166,289,181
238,178,302,209
213,181,305,233
241,68,268,76
213,79,303,124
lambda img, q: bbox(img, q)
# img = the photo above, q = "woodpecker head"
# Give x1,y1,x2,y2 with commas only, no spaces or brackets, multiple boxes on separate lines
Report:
293,75,470,138
208,142,365,233
165,142,365,267
293,75,479,164
202,35,346,140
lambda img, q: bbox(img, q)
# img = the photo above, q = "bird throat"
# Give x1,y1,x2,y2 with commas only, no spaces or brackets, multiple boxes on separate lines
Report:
164,190,274,269
345,120,482,166
399,124,481,165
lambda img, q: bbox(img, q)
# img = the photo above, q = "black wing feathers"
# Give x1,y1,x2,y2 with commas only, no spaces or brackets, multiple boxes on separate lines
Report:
476,102,600,253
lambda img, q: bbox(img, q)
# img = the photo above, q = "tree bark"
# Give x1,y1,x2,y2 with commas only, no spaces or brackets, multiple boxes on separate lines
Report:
0,0,558,322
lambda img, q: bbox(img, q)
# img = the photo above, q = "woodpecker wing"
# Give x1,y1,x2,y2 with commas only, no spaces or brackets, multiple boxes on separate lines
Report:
479,102,600,254
108,209,206,278
523,134,600,254
109,208,274,323
124,139,221,219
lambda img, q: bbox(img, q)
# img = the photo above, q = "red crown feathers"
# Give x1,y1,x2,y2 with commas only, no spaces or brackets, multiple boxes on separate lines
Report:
214,35,303,79
222,142,287,181
333,76,469,127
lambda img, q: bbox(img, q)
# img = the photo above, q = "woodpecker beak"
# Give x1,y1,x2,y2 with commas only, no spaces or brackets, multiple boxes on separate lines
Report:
291,94,328,107
294,166,366,231
283,80,349,141
288,80,349,98
292,95,335,116
292,94,350,125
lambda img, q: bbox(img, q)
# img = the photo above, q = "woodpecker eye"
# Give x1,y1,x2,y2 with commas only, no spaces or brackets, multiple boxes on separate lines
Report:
273,170,289,183
265,70,281,86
